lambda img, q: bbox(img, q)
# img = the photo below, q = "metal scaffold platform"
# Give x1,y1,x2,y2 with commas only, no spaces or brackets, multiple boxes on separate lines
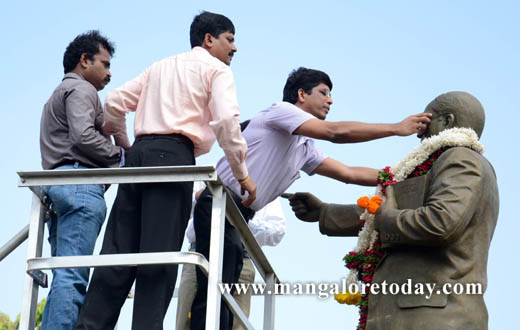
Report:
0,165,279,330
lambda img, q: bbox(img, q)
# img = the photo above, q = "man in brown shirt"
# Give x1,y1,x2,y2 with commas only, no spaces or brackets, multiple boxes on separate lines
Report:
39,30,123,330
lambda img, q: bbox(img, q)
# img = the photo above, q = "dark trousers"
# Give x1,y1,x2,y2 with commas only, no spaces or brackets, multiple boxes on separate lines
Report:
75,134,195,330
191,188,254,330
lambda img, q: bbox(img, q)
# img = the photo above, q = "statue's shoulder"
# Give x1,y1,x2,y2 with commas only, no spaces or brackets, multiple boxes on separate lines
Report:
434,146,495,179
437,146,486,164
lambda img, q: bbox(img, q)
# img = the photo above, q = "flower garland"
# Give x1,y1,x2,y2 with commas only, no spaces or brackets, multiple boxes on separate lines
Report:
334,127,484,330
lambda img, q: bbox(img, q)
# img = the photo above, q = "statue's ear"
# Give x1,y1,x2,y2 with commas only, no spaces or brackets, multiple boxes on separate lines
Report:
443,113,455,129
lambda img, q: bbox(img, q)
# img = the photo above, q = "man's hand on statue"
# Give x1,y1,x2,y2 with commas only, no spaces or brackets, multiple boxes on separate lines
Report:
283,192,323,222
395,112,432,136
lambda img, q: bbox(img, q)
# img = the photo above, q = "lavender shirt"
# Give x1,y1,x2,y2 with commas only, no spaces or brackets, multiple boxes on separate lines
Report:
216,102,327,211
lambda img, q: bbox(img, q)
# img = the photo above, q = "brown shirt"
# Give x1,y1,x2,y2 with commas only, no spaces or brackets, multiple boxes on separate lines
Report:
40,72,121,169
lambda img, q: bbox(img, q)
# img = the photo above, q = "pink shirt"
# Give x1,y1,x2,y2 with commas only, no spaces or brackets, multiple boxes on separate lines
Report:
103,47,248,180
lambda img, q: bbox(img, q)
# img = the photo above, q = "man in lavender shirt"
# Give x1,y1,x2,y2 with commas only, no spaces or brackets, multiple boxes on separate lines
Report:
191,67,432,329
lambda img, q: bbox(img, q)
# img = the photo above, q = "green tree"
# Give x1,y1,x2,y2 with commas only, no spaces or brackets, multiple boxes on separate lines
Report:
0,312,16,330
34,298,46,330
0,298,46,330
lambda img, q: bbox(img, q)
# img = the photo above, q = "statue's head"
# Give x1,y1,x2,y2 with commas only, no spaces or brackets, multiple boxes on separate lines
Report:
420,91,485,140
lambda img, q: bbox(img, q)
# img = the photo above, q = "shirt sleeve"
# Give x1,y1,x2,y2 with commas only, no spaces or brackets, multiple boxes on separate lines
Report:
208,67,248,180
64,87,121,166
264,102,315,135
104,68,150,149
247,198,286,247
301,139,327,175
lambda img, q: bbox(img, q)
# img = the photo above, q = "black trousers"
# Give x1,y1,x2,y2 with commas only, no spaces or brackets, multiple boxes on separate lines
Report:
190,188,254,330
76,134,195,330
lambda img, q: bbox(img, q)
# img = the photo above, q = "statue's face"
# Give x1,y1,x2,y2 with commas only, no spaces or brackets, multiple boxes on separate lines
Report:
419,106,446,140
419,92,484,140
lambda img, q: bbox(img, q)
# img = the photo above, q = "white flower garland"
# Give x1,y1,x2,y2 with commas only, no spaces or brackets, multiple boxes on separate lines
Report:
346,127,484,286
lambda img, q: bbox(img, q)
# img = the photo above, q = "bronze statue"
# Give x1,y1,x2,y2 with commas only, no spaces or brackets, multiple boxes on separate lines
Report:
288,92,499,330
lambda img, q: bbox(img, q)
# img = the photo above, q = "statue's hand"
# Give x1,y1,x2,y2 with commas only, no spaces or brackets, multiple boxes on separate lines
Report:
283,192,324,222
383,185,398,209
376,185,398,220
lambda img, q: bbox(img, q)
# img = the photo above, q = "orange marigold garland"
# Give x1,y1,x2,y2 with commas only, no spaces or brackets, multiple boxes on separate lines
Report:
339,175,389,329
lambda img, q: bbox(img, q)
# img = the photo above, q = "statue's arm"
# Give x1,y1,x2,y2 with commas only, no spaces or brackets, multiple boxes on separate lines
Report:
375,147,485,247
286,192,362,237
319,203,363,237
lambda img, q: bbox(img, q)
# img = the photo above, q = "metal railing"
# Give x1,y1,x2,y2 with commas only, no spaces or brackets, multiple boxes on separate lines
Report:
2,165,279,330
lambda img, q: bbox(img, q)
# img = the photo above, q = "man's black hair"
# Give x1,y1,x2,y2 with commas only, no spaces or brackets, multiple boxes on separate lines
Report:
282,67,333,104
63,30,115,74
190,11,235,48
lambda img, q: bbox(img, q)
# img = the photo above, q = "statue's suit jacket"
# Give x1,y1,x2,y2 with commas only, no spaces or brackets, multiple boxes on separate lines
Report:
319,147,499,330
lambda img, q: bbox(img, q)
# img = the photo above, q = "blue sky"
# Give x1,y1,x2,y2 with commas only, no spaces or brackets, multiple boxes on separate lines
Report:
0,1,518,329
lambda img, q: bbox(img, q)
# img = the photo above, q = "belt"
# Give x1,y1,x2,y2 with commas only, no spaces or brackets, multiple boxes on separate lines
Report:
135,133,194,149
51,160,93,170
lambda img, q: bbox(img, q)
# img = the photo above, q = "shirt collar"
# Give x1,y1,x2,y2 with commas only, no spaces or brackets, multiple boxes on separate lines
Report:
191,46,210,55
63,72,84,81
191,46,209,53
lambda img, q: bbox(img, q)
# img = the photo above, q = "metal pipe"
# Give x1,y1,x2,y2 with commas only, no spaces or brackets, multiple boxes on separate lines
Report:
19,194,45,330
0,225,28,261
18,165,218,187
222,188,279,284
27,251,209,274
263,273,276,330
222,292,255,330
205,184,226,330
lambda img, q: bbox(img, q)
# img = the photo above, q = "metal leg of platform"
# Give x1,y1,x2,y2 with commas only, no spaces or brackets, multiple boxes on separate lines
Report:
19,193,45,330
205,184,226,330
263,272,276,330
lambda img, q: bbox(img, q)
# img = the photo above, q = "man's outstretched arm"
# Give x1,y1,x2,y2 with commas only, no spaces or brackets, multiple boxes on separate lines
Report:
312,157,378,186
293,112,431,143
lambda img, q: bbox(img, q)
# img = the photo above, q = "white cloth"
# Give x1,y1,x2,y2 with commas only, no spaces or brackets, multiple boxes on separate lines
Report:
186,182,286,247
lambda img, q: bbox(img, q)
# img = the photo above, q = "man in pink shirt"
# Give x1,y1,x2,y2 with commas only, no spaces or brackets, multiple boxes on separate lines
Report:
75,12,256,330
